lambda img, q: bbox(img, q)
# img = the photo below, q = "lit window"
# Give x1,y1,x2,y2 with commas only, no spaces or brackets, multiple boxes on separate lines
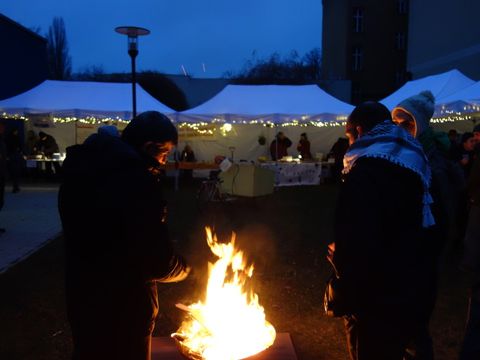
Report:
353,7,364,33
352,47,363,71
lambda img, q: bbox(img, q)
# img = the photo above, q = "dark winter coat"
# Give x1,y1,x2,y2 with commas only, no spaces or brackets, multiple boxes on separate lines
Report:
58,133,187,360
297,139,312,159
36,133,59,157
468,156,480,205
270,137,292,160
332,157,434,317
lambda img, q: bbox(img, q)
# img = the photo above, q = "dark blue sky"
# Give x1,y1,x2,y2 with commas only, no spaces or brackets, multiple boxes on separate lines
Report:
1,0,322,78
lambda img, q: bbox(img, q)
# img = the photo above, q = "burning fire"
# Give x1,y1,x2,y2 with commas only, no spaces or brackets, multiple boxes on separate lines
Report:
172,227,276,360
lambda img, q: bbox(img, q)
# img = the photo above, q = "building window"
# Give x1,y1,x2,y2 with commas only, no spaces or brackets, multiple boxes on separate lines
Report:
395,32,406,50
397,0,408,14
352,47,363,71
353,7,364,33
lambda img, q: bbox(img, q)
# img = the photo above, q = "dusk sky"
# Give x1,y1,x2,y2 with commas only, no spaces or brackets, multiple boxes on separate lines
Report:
0,0,323,78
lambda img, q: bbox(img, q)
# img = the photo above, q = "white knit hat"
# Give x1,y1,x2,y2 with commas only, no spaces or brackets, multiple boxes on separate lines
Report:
392,90,435,137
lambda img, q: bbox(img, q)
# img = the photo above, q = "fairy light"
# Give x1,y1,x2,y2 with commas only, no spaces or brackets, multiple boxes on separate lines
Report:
4,111,473,128
431,115,474,123
1,112,132,124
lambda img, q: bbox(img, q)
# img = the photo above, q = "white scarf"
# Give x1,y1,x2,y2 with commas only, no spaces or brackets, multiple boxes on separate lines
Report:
343,120,435,228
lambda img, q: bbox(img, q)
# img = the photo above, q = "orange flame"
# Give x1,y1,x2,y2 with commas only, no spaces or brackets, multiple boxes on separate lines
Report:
172,227,276,360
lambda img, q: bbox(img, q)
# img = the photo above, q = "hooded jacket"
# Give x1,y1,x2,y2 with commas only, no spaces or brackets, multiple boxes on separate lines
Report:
392,91,464,253
58,133,187,359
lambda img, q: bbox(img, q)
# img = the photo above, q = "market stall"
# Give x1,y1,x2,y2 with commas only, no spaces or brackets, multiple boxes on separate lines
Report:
0,80,174,151
175,84,354,163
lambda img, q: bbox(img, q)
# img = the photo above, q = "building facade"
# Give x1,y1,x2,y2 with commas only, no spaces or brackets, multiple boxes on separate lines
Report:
0,13,48,100
322,0,409,104
407,0,480,80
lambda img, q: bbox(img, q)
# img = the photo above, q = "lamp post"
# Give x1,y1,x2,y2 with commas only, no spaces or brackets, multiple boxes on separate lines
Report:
115,26,150,118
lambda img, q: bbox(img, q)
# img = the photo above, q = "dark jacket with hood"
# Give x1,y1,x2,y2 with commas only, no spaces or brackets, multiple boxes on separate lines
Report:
58,133,187,359
333,157,432,317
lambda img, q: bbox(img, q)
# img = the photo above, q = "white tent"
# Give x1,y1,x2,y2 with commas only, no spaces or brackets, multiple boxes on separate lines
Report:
175,85,353,162
0,80,174,119
380,69,475,110
179,84,353,123
435,81,480,114
0,80,175,152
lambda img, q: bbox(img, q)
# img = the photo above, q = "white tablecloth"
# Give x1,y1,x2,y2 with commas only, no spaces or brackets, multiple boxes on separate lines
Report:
259,162,323,186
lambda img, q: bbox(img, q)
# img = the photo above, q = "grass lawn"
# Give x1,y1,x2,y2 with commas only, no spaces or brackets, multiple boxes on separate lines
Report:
0,180,470,359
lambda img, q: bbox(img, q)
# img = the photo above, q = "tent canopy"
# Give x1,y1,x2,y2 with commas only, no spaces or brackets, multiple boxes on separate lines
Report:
0,80,173,119
178,84,354,123
380,69,475,110
435,80,480,114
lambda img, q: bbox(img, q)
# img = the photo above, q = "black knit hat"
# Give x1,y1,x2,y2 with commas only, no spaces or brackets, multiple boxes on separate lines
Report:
122,111,178,149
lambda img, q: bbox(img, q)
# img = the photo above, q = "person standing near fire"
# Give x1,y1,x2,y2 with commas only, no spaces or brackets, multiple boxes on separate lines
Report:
59,111,190,360
327,102,435,360
392,91,465,360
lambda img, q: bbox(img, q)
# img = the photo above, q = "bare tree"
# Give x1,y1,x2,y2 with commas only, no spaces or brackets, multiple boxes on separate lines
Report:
302,48,322,81
73,65,105,80
47,17,72,80
228,47,322,84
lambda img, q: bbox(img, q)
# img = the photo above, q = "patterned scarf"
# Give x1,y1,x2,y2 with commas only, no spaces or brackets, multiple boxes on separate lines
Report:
343,120,435,228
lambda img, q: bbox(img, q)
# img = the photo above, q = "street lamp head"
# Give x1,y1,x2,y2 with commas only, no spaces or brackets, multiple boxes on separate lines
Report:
115,26,150,55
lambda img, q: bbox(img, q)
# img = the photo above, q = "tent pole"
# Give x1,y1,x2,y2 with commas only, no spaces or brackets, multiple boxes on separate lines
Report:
274,114,279,187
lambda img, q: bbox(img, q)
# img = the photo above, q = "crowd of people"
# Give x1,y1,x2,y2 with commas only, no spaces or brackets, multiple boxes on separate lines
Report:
0,88,476,359
53,97,480,360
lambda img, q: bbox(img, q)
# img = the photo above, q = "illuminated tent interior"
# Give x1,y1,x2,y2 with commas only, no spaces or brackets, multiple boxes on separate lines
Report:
175,84,354,162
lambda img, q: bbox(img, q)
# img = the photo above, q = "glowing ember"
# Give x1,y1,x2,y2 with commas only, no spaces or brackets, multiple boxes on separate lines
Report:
172,227,276,360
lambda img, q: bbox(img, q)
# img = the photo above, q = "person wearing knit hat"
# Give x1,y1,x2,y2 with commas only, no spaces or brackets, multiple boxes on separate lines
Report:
392,92,465,360
122,111,178,166
59,111,189,360
392,90,451,155
392,90,435,138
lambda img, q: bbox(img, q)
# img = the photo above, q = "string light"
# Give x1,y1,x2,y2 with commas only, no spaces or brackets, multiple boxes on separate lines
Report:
431,115,474,123
2,112,475,128
1,112,130,124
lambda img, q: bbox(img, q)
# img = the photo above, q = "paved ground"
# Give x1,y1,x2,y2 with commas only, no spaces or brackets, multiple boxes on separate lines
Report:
0,185,61,274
